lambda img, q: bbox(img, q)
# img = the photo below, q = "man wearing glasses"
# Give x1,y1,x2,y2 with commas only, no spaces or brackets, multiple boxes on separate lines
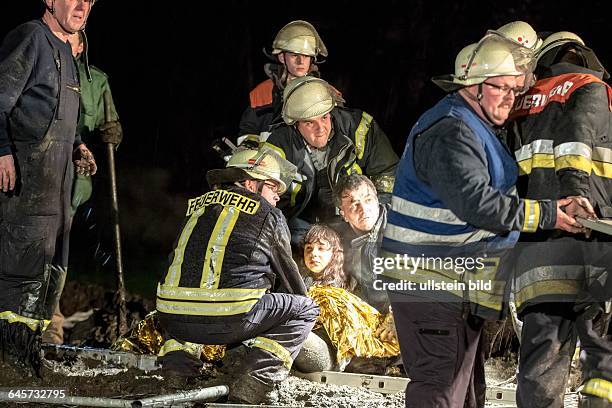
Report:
155,147,318,405
379,34,585,407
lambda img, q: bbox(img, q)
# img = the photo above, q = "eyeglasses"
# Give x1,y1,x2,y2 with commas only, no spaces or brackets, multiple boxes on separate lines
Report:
483,81,525,97
263,181,280,194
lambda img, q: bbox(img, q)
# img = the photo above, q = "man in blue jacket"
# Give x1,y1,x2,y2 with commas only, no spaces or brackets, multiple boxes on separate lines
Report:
381,35,584,407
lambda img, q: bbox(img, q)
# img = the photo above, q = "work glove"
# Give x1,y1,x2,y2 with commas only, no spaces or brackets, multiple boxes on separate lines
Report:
375,309,397,343
73,144,97,176
98,120,123,146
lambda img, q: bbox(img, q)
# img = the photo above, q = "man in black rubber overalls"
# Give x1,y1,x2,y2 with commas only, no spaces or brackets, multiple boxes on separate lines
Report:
0,0,98,372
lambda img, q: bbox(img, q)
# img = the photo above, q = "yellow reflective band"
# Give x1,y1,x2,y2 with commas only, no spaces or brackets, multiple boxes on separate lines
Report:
262,142,286,159
244,336,293,370
0,311,49,331
514,280,582,307
555,155,593,174
522,199,540,233
158,284,266,301
187,190,259,217
354,112,373,160
158,339,203,358
582,378,612,402
593,160,612,178
156,298,259,316
517,154,555,175
290,181,302,208
164,208,205,287
201,207,240,289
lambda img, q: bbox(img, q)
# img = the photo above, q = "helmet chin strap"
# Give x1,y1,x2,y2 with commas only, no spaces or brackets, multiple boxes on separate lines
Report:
462,84,497,126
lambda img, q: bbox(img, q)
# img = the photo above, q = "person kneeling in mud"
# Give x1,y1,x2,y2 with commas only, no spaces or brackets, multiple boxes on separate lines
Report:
293,224,399,374
155,147,318,405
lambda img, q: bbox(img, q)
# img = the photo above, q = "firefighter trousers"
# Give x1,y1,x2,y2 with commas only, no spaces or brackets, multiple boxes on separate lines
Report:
517,303,612,407
388,291,486,408
159,292,319,383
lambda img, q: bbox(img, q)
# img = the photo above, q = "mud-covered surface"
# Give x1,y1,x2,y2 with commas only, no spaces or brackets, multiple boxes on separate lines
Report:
0,282,579,407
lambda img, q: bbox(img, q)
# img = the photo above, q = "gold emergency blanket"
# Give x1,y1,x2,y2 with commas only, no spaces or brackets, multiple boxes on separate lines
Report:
111,312,226,362
308,285,400,364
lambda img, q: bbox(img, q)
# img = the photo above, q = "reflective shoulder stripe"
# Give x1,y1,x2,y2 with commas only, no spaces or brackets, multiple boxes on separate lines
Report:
158,339,203,358
521,199,540,233
0,311,48,331
164,207,205,287
581,378,612,402
391,196,466,226
354,112,373,160
201,206,240,289
384,222,496,246
244,336,293,370
261,142,286,159
156,297,259,316
290,181,302,208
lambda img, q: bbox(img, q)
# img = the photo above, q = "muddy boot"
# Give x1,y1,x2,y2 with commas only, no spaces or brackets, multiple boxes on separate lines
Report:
158,350,203,378
41,307,64,345
228,373,276,405
294,332,333,373
0,319,43,377
220,344,247,373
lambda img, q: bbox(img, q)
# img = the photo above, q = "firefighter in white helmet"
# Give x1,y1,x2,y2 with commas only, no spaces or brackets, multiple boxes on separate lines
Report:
508,31,612,408
381,34,585,407
263,76,398,245
488,21,542,93
238,20,342,140
156,147,318,404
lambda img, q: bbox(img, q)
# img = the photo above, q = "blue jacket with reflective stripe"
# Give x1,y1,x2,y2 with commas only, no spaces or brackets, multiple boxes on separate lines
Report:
383,93,520,257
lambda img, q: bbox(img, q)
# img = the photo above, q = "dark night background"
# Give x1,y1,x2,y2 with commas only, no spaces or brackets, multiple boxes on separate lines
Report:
2,1,609,296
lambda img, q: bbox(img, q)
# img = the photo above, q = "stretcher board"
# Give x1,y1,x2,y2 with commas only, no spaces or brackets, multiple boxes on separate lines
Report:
42,343,159,371
576,217,612,236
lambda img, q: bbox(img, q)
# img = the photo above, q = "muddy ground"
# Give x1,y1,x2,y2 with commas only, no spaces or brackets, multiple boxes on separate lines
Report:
0,282,579,407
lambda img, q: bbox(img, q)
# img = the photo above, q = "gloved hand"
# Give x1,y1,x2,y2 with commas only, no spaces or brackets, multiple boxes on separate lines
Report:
98,120,123,146
375,310,397,343
73,144,97,176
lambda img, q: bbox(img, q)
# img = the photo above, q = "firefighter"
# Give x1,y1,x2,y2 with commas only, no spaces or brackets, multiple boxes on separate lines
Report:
263,76,398,245
155,147,319,404
0,0,98,371
238,20,339,140
379,34,584,407
509,31,612,408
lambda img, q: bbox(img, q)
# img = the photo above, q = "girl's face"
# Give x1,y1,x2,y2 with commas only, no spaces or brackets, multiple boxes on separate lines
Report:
304,239,334,274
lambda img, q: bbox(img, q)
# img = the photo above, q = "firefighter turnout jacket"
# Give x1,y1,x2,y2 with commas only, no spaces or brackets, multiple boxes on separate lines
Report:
156,185,307,322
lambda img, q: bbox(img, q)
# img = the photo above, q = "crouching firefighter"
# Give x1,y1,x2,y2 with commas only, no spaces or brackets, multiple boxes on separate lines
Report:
155,147,319,404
